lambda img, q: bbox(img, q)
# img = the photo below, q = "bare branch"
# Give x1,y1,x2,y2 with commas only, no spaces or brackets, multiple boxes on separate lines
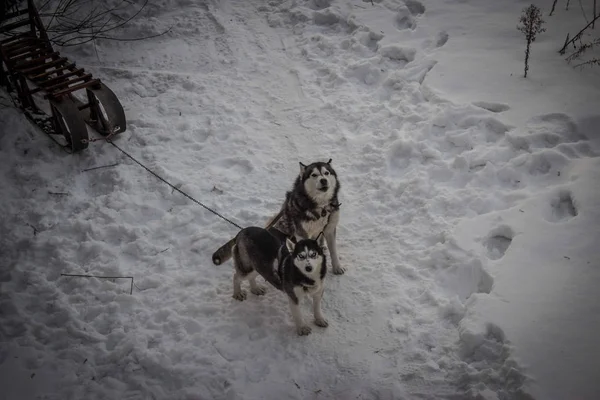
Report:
559,13,600,54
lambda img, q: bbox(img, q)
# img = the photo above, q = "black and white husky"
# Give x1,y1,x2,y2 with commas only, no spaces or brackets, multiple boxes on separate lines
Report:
213,159,344,275
228,226,328,336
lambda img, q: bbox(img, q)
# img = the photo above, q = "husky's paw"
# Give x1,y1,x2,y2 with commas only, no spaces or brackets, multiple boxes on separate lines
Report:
297,325,312,336
233,290,247,301
332,266,346,275
251,286,267,296
315,317,329,328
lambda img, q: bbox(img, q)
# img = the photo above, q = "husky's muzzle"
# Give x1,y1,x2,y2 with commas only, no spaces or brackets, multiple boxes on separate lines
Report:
318,178,329,192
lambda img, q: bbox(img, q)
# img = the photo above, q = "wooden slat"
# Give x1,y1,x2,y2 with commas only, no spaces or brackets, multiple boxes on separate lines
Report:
8,46,50,63
31,62,76,80
14,51,59,68
2,9,30,21
18,57,68,74
49,79,101,98
4,38,42,54
0,31,32,45
36,68,86,86
0,19,31,33
43,73,93,92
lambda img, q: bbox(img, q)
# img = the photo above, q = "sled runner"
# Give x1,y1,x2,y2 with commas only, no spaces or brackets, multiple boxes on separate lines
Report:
0,0,126,153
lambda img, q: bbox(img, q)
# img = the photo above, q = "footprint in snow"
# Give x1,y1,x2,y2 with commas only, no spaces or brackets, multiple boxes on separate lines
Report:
404,0,426,16
472,101,510,113
435,31,449,47
546,190,578,222
395,10,416,31
422,31,449,49
523,113,587,151
307,0,331,10
380,45,416,63
354,29,384,53
313,9,340,26
484,225,514,260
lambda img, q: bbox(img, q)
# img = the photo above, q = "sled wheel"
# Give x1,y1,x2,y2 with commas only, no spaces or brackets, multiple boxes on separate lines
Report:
50,97,89,153
85,84,126,136
86,88,111,135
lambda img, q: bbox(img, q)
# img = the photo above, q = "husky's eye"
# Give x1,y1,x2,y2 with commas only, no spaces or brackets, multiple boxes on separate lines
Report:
298,253,306,260
309,251,317,258
311,173,318,178
324,171,330,176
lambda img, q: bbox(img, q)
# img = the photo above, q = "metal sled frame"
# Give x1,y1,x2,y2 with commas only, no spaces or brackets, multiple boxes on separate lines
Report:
0,0,126,153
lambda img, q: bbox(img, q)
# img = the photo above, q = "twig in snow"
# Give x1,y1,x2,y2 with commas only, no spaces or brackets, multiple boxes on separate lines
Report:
573,58,600,68
293,381,301,389
82,163,119,172
26,223,38,236
60,273,135,294
156,247,170,255
211,186,224,195
48,191,69,196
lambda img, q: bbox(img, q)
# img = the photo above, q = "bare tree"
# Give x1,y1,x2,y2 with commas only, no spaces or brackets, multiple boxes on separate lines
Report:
518,4,546,77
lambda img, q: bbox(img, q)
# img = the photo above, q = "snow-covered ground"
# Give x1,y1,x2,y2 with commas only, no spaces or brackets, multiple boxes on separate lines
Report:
1,0,599,399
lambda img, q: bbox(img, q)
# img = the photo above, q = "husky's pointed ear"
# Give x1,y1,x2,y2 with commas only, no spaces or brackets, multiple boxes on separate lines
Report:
286,237,296,253
316,231,325,248
327,158,332,164
299,162,307,174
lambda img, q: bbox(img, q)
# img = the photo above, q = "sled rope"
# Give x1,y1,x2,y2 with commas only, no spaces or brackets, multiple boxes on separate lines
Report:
4,93,245,230
108,140,244,230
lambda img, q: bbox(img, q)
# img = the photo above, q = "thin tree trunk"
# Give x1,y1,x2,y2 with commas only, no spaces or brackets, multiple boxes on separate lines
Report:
550,0,559,16
594,0,597,29
524,40,531,77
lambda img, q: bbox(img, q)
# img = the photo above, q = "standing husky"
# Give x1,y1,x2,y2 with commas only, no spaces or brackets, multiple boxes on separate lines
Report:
229,226,328,336
213,159,344,275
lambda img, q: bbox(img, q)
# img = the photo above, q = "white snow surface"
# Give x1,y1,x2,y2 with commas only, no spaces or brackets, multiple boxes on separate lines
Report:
1,0,599,399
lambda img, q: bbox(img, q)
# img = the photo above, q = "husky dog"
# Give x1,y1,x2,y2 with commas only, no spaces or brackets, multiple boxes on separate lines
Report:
229,226,328,336
213,159,344,275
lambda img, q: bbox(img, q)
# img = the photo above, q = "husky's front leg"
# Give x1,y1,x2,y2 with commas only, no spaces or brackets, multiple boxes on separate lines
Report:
288,293,311,336
312,287,328,327
232,272,247,301
324,209,345,275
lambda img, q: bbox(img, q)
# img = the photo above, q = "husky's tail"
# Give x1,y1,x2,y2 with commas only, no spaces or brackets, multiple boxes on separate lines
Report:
212,238,236,265
212,210,283,266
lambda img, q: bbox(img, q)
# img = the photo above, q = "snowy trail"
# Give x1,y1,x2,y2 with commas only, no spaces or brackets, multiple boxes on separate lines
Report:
2,0,600,399
1,0,518,398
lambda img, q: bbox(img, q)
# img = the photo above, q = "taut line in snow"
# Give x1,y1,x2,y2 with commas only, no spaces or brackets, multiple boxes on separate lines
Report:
108,141,244,230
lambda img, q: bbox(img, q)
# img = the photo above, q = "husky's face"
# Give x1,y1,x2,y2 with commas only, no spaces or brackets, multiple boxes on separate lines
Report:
299,159,337,202
286,234,326,276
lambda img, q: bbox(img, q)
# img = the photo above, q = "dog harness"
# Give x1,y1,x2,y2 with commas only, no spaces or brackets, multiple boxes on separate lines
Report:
308,201,342,221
